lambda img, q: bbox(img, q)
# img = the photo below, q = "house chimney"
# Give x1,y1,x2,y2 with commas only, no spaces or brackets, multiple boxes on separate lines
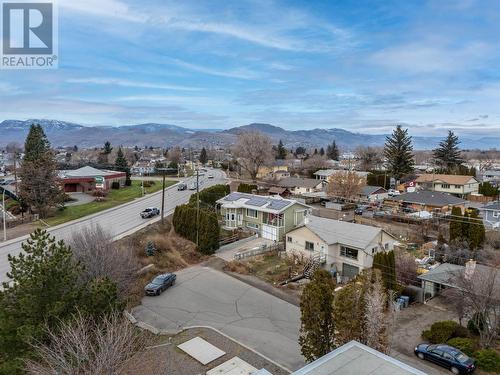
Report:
465,259,476,280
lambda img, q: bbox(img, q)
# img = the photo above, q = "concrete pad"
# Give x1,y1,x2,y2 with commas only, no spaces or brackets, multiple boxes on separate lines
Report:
177,336,226,365
206,356,257,375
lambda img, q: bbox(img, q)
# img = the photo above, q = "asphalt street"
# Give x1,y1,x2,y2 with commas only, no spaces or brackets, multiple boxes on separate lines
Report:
132,265,304,371
0,169,226,283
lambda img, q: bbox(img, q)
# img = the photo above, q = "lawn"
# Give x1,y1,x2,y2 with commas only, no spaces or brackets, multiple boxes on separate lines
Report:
45,180,176,226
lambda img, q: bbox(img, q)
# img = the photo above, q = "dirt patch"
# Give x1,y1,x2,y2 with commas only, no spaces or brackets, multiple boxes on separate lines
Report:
116,220,206,307
124,327,289,375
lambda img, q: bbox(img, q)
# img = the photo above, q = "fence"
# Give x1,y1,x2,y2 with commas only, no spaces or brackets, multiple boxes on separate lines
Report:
234,242,283,260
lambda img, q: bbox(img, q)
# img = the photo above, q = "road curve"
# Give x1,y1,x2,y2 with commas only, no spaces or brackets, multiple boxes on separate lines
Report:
0,169,226,283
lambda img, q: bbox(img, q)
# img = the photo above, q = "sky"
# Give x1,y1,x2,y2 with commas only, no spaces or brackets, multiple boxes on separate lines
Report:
1,0,500,137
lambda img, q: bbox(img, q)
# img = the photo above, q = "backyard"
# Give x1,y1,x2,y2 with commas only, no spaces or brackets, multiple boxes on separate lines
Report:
45,180,175,226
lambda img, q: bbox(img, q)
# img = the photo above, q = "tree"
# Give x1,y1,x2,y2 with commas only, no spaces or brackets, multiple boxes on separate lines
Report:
395,249,418,286
25,312,146,375
449,206,463,243
237,183,257,193
327,171,366,200
373,251,397,291
103,141,113,155
115,147,131,186
167,146,182,165
18,124,63,218
199,147,208,165
295,146,307,156
276,140,287,160
364,271,390,353
299,270,335,362
0,229,122,374
356,146,382,171
326,141,339,161
383,125,414,179
433,131,464,172
232,131,273,180
468,211,485,250
478,182,499,197
333,278,366,347
319,147,325,156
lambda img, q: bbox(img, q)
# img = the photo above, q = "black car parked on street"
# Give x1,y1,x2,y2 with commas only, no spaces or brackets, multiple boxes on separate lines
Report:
144,273,176,296
414,344,475,374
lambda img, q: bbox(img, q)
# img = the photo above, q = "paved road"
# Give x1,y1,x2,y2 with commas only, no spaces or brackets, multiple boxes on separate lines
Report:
132,266,303,371
0,169,226,283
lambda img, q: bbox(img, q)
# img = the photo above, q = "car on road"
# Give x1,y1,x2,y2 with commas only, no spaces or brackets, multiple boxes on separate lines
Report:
207,173,214,179
177,183,187,191
373,210,391,218
140,207,160,218
144,273,176,296
414,344,475,374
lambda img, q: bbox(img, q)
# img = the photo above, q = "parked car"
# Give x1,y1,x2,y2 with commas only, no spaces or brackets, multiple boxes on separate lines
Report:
177,183,187,191
207,173,214,179
189,182,198,190
355,205,369,215
140,207,160,218
388,189,400,197
144,273,176,296
414,344,475,374
373,210,391,218
402,206,415,213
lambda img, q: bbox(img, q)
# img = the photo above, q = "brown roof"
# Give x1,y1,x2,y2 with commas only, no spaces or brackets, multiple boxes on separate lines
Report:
277,177,322,189
415,174,477,185
269,186,288,194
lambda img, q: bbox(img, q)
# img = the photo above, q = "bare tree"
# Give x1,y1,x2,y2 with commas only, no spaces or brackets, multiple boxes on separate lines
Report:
302,154,329,177
394,250,419,286
167,146,182,165
70,225,139,298
327,171,366,200
232,131,273,180
355,146,382,171
364,271,390,353
450,260,499,348
25,312,146,375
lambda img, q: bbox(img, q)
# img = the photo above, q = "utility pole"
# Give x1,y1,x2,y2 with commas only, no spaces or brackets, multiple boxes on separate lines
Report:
2,189,6,241
161,169,166,225
196,168,200,246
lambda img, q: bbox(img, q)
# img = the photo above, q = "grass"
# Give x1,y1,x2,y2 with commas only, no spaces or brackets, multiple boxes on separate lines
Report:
45,180,176,226
245,252,303,284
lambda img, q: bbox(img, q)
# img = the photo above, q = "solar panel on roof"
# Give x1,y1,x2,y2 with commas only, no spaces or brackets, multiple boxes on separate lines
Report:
268,200,289,210
225,192,243,201
246,197,268,207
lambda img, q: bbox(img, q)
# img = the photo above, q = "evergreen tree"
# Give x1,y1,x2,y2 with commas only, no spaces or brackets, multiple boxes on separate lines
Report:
115,147,131,186
326,141,339,161
199,147,208,165
461,210,470,243
103,141,113,154
145,241,156,256
372,251,397,291
383,125,414,179
319,147,325,156
433,131,464,172
19,124,63,218
299,270,335,362
276,140,287,159
468,211,485,250
449,206,463,242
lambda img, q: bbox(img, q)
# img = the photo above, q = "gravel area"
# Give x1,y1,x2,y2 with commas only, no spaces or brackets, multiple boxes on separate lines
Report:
124,327,290,375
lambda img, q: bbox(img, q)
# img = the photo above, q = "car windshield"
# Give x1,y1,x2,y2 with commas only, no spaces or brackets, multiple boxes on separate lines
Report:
152,277,164,285
144,208,151,212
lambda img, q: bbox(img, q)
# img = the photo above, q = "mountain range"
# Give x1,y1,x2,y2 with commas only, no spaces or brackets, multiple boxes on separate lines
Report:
0,119,498,150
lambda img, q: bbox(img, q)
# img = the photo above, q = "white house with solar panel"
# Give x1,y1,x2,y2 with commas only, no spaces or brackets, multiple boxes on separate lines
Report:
216,192,311,241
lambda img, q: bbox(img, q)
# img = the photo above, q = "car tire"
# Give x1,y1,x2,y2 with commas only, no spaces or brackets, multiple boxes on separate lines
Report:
450,367,460,375
156,289,160,296
417,353,424,360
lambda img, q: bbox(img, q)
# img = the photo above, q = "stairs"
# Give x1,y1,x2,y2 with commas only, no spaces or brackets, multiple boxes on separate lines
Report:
303,254,321,279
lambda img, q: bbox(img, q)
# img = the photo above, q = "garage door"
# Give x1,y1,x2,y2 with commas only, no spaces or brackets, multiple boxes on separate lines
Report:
64,183,77,192
261,224,278,241
342,263,359,279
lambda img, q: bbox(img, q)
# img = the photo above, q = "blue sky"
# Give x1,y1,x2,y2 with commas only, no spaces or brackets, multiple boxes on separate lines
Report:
1,0,500,136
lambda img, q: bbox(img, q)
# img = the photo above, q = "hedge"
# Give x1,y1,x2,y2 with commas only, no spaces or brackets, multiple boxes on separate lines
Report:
446,338,476,357
474,349,500,373
189,184,230,207
237,183,257,193
422,321,460,344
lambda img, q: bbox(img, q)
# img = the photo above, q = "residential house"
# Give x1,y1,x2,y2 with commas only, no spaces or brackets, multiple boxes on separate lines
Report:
415,174,479,197
285,216,398,280
216,192,310,241
256,161,288,179
274,177,324,196
480,170,500,186
268,186,291,198
358,185,388,202
269,169,290,180
389,191,467,213
314,169,369,182
480,201,500,229
131,160,156,175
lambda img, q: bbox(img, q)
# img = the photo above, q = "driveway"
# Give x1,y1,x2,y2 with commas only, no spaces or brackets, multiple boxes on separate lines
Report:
131,265,303,371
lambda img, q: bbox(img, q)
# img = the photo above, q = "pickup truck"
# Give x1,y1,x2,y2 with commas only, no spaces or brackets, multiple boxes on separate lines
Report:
140,207,160,218
177,183,187,191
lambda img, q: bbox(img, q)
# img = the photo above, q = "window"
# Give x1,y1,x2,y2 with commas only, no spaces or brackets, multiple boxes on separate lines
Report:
340,246,358,260
287,236,292,243
246,208,258,218
454,185,461,189
493,211,499,218
371,247,377,254
305,241,314,251
441,184,450,189
442,353,454,361
246,222,259,230
384,243,389,250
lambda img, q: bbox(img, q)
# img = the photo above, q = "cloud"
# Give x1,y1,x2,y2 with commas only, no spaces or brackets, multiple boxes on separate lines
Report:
66,77,201,91
59,0,147,22
166,58,262,80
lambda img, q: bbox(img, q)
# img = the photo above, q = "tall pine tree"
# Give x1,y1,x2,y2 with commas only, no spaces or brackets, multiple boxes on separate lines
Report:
199,147,208,165
326,140,340,161
18,124,63,218
276,140,287,159
115,147,131,186
449,206,463,243
383,125,414,179
433,131,464,172
299,270,335,362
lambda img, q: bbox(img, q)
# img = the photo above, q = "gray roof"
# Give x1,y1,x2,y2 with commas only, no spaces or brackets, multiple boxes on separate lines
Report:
60,166,122,178
361,185,387,196
483,170,500,177
314,169,369,178
217,192,309,214
301,216,386,249
276,177,322,189
291,341,426,375
481,201,500,211
390,190,466,206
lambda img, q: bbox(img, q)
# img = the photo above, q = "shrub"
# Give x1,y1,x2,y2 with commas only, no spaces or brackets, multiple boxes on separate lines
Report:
111,181,120,189
447,338,476,357
421,320,460,343
142,180,155,188
237,183,257,193
467,313,485,336
474,349,500,373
